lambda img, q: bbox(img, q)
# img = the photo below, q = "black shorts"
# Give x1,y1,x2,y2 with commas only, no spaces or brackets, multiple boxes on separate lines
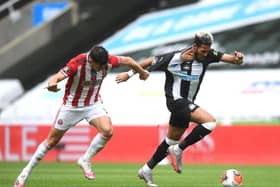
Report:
166,98,199,128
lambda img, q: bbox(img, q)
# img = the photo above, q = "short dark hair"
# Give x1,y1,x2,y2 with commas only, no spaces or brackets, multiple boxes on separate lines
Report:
89,46,109,65
193,31,214,46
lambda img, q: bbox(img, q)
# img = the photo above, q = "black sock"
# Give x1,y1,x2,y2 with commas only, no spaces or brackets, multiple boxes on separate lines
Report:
147,140,169,169
179,125,211,150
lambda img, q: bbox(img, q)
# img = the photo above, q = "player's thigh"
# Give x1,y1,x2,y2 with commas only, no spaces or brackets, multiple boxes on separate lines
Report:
167,125,187,140
89,116,113,137
167,98,198,127
86,102,113,136
53,105,84,130
191,107,215,124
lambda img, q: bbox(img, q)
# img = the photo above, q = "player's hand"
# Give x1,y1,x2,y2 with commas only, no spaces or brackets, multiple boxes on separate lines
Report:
46,84,61,92
234,51,244,64
182,48,194,61
139,70,149,80
115,72,129,83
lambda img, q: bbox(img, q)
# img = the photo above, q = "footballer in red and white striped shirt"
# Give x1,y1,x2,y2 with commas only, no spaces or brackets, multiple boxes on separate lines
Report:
61,53,120,107
14,46,149,187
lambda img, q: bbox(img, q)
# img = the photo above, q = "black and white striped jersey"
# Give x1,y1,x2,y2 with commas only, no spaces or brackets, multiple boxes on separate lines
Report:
149,48,223,102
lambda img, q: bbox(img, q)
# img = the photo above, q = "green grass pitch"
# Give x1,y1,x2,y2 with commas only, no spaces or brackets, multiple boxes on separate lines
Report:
1,162,280,187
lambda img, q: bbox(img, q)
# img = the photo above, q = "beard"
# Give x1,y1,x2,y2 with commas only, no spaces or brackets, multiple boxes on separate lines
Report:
194,51,206,61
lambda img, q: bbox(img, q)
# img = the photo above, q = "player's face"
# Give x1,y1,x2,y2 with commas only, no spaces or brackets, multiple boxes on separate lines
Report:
194,44,211,61
89,57,105,71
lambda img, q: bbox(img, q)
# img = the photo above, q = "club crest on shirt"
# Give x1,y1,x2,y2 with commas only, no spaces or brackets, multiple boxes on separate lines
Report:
57,119,63,125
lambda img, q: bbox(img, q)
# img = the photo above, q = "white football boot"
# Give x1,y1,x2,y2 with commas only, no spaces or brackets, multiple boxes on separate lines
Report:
168,145,183,174
77,157,96,180
14,170,29,187
138,168,158,187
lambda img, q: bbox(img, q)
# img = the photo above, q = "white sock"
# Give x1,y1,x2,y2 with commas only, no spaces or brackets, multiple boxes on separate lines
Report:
24,141,49,174
142,164,152,172
82,133,109,161
174,144,183,155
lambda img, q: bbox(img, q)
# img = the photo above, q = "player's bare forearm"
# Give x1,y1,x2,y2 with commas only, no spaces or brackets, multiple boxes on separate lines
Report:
128,57,153,75
221,51,244,65
130,63,149,80
139,57,154,69
116,56,153,83
122,56,150,80
115,65,149,83
46,71,66,92
130,62,146,75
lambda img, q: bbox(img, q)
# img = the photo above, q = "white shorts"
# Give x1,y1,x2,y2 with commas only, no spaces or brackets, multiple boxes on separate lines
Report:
53,101,109,130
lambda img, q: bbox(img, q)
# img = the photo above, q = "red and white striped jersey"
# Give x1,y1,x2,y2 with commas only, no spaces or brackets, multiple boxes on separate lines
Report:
60,53,121,107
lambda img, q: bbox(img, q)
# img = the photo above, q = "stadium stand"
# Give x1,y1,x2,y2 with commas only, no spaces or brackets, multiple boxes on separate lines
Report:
0,0,197,91
120,18,280,70
214,19,280,54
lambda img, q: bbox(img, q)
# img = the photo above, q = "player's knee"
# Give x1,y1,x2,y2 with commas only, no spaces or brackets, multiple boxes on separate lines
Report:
165,137,179,146
201,121,216,131
101,128,113,139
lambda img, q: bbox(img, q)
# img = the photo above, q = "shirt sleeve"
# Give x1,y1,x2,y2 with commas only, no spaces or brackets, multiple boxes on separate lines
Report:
60,58,78,77
108,55,121,69
207,49,224,64
148,52,175,71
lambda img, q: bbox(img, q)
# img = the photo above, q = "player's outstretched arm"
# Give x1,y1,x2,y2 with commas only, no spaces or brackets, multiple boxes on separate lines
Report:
116,57,153,83
46,71,67,92
118,56,149,80
221,51,244,65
